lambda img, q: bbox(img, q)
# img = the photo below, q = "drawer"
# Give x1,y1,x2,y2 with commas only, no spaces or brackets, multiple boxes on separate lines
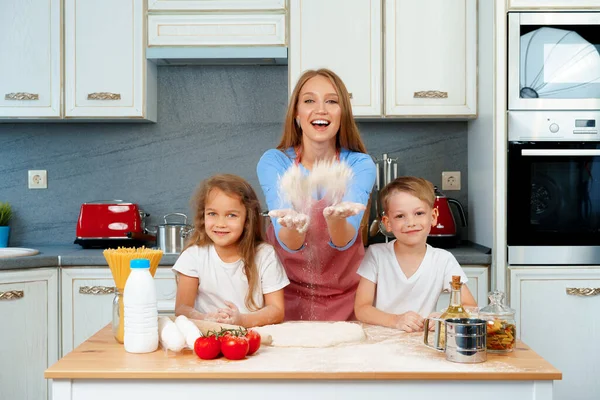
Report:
148,0,286,11
148,14,286,46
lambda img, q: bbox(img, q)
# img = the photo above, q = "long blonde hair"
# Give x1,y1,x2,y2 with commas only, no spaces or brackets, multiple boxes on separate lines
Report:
185,174,264,311
277,68,368,154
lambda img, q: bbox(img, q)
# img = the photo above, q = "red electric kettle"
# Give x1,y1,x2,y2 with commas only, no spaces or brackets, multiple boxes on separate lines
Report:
428,186,467,248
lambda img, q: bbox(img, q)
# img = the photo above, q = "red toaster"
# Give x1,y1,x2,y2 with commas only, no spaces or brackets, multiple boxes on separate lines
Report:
75,200,148,248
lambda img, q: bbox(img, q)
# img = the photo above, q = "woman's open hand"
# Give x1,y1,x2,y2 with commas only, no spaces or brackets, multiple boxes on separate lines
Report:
268,209,310,233
395,311,425,332
323,202,366,220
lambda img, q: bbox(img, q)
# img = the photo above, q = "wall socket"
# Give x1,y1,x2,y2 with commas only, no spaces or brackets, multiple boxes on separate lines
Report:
442,171,461,191
28,170,48,189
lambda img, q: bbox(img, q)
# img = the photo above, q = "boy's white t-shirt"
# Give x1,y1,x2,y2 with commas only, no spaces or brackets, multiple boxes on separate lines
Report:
357,241,468,318
172,243,290,314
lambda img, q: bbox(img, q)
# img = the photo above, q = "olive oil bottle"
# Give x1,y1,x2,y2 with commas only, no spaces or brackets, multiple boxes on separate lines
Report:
439,275,470,346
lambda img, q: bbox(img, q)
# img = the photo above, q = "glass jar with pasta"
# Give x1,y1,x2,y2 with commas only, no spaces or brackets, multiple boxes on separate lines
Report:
479,291,516,353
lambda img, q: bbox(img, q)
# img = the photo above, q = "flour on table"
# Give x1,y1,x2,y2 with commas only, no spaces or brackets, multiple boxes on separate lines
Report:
253,321,366,348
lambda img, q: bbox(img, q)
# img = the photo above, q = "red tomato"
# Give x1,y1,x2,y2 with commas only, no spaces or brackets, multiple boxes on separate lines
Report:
219,332,232,344
245,329,261,355
221,335,249,360
194,335,221,360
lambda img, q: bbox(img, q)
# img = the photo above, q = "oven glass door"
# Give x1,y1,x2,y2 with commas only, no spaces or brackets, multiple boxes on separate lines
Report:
508,12,600,110
508,142,600,245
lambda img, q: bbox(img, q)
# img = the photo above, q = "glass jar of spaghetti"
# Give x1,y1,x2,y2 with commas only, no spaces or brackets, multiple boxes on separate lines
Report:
479,291,516,353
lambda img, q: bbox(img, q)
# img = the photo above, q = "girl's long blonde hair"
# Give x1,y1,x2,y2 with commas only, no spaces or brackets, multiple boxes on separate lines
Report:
277,68,368,154
184,174,264,311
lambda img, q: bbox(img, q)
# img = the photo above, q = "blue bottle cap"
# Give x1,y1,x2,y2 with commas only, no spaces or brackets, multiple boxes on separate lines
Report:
130,258,150,269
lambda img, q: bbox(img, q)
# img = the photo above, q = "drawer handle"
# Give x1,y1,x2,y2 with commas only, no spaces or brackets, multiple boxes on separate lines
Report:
566,288,600,297
79,286,115,295
414,90,448,99
0,290,24,300
5,92,39,101
87,92,121,101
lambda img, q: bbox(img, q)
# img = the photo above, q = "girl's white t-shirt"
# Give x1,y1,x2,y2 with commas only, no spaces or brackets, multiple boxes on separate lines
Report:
357,241,468,317
172,243,290,314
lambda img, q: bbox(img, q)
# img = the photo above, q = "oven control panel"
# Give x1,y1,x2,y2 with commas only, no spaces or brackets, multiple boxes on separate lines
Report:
509,111,600,141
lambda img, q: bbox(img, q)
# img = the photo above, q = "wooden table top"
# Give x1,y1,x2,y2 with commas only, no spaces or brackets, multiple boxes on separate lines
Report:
45,324,561,381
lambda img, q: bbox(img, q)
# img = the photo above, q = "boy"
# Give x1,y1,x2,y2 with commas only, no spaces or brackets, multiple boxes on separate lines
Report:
354,177,476,332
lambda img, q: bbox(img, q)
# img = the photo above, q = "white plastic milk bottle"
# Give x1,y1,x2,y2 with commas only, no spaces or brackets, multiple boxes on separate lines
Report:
124,258,158,353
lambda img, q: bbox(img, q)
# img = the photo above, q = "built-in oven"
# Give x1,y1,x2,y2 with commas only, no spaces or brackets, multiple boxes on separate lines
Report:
508,12,600,112
508,112,600,265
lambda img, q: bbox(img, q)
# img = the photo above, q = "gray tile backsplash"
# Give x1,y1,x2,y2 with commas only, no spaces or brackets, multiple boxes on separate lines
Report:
0,66,467,246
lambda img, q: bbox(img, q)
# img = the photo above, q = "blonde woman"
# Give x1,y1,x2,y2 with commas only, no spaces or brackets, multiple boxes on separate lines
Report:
257,69,376,321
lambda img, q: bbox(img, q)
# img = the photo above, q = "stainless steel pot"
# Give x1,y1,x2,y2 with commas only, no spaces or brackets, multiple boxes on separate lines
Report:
148,213,193,254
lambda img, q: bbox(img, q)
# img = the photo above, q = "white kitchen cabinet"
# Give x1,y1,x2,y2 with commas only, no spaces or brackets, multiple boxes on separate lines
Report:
64,0,157,120
61,267,177,355
289,0,476,118
507,0,600,10
148,0,286,11
510,267,600,400
0,0,61,119
289,0,382,117
0,268,58,400
148,14,286,47
385,0,477,117
436,265,489,311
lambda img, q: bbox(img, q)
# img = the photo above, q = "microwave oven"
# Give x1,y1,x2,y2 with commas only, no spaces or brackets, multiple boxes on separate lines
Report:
508,12,600,112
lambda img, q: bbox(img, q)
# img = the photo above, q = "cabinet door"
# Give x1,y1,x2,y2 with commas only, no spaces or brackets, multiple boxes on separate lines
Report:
64,0,155,120
0,0,60,118
436,265,489,312
510,268,600,400
61,267,177,355
0,269,58,400
148,0,285,11
289,0,382,117
385,0,476,117
148,14,286,47
507,0,600,9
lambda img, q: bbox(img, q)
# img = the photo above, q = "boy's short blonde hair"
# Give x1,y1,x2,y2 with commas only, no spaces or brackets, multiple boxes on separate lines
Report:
379,176,435,214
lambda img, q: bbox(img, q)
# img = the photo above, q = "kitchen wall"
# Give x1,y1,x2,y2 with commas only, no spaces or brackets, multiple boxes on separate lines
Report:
0,66,467,246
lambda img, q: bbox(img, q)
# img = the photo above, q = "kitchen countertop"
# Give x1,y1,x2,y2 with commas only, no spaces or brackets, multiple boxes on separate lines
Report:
0,242,491,271
45,323,559,381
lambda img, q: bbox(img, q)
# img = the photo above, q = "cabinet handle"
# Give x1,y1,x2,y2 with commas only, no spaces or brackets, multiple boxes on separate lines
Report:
414,90,448,99
348,92,353,99
79,286,115,295
87,92,121,101
566,288,600,296
5,92,39,101
0,290,24,300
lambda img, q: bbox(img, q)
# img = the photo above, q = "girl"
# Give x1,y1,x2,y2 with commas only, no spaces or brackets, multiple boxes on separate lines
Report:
256,68,377,321
173,174,289,328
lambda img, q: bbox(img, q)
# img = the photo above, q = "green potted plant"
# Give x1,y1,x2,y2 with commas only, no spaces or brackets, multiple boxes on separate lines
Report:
0,201,12,247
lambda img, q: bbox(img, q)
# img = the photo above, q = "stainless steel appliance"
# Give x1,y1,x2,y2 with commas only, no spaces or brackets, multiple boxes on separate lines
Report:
508,112,600,265
508,12,600,112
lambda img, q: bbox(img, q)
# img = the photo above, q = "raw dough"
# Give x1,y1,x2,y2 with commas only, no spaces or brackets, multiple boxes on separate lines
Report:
253,321,365,348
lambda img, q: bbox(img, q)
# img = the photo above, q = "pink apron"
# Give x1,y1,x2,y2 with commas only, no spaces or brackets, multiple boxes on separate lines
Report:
267,199,365,321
